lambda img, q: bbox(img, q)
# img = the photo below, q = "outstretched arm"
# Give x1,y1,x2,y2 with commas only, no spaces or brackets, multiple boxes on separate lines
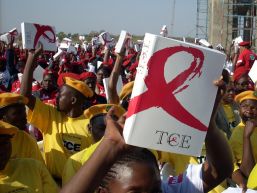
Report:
108,51,125,104
240,120,256,177
60,109,126,193
20,44,43,110
202,80,234,193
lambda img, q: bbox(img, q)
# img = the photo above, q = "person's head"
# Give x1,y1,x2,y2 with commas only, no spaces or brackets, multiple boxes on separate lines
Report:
98,147,161,193
96,65,111,85
0,121,18,170
0,57,6,72
234,73,252,95
235,90,257,123
223,82,236,104
41,71,57,92
0,93,28,130
80,72,97,93
239,41,251,52
84,104,126,142
56,77,93,113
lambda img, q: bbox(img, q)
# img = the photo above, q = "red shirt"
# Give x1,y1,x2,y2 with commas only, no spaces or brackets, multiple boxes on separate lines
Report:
235,49,257,76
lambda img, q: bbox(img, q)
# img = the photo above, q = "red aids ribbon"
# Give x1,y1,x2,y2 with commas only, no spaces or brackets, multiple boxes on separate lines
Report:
127,46,208,132
102,33,113,46
33,24,56,49
9,29,18,36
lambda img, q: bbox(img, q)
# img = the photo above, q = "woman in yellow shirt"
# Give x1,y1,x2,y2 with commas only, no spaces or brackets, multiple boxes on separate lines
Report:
0,121,58,193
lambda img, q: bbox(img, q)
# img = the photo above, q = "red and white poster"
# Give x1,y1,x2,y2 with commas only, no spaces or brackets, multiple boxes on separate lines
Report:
21,22,57,51
0,28,19,44
123,33,226,156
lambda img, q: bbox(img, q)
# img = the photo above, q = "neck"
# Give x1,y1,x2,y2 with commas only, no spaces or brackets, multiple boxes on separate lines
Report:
66,107,84,118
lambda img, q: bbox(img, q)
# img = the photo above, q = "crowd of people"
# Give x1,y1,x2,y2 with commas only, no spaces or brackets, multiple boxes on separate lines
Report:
0,32,257,193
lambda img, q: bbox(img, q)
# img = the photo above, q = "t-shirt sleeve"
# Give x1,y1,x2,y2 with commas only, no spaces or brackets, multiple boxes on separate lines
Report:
162,164,203,193
62,156,82,185
27,98,58,133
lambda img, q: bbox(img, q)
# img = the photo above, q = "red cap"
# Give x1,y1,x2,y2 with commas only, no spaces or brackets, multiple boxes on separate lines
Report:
57,72,80,87
80,72,96,81
239,41,250,47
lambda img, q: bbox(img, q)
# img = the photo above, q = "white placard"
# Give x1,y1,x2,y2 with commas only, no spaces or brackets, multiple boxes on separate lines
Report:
21,22,57,51
115,30,132,54
53,48,64,61
249,60,257,83
0,28,19,44
33,65,45,82
103,76,123,103
67,44,77,55
123,33,226,156
222,187,257,193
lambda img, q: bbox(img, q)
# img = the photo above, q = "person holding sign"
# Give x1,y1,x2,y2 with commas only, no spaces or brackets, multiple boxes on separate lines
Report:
20,44,94,180
60,78,233,193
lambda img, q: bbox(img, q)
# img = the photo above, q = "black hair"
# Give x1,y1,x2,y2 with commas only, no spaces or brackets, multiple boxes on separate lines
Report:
90,114,106,142
99,147,159,189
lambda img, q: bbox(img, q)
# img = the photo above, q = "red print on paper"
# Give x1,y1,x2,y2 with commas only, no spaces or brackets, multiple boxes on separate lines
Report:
33,24,56,49
127,46,208,132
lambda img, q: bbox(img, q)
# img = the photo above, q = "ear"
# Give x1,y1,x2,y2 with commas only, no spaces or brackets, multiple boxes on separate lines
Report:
71,96,77,105
87,123,92,133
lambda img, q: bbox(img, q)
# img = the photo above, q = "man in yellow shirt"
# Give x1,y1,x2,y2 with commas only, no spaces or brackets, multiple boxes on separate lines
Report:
230,90,257,190
62,104,126,184
0,121,58,193
21,45,95,179
0,92,44,163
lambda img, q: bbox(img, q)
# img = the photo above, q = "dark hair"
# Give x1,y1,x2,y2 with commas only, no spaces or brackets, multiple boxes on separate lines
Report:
90,114,106,142
99,147,159,189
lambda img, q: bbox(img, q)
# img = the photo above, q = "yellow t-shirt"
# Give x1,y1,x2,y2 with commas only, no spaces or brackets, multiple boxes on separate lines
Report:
222,104,235,124
27,98,94,178
62,141,99,185
229,121,257,171
11,130,44,163
247,164,257,190
158,151,198,175
0,158,58,193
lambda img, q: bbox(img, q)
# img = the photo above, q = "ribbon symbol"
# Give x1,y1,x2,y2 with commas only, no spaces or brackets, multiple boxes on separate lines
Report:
9,29,18,37
127,46,208,132
33,24,56,49
101,33,113,46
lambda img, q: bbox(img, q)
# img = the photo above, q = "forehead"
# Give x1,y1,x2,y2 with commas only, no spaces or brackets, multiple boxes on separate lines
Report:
85,78,96,83
241,99,257,106
109,162,160,192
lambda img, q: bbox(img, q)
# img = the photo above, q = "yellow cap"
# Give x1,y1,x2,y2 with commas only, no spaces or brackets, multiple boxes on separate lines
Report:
0,93,28,109
84,104,126,120
235,90,257,104
64,77,93,98
0,121,18,136
119,81,134,100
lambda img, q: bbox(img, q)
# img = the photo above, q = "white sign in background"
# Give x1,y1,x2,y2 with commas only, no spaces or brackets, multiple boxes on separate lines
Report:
21,22,57,52
124,33,226,156
249,60,257,83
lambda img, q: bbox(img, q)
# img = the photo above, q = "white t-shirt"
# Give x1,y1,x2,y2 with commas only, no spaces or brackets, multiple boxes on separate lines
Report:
162,164,203,193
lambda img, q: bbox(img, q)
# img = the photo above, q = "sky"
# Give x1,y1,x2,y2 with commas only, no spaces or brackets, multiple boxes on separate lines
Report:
0,0,198,37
